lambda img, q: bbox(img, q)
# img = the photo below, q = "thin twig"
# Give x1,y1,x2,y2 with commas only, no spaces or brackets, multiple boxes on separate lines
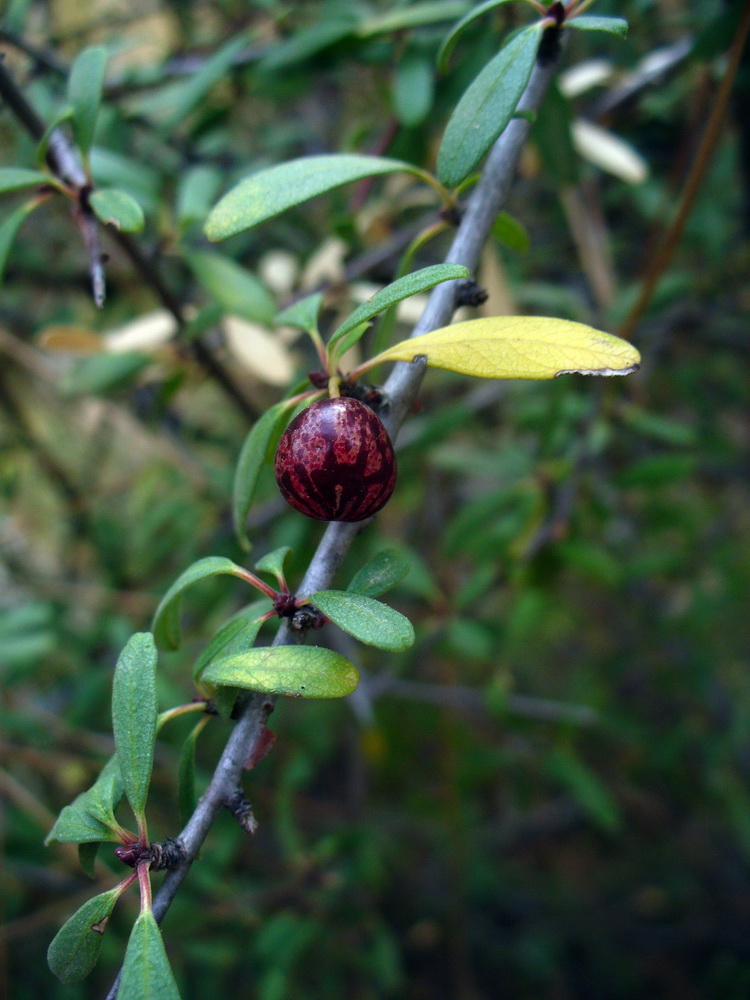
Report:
0,59,259,420
104,40,564,1000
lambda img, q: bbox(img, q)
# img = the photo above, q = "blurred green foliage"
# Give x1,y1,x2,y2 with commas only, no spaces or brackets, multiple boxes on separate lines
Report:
1,1,750,998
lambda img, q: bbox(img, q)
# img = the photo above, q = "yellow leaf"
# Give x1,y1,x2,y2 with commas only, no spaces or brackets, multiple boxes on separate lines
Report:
370,316,640,380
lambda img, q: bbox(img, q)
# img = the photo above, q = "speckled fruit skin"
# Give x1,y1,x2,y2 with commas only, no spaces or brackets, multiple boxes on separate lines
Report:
274,397,397,522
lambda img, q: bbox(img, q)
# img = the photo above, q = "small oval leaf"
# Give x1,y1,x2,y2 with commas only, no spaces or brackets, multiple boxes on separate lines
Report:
119,911,181,1000
193,610,266,682
188,251,277,325
328,264,469,355
370,316,641,380
437,23,543,188
153,556,255,649
46,756,125,845
254,546,292,586
347,550,411,598
62,352,150,396
275,292,324,335
0,167,52,193
308,591,415,651
112,633,158,823
202,645,360,698
233,400,296,550
393,50,434,126
48,887,121,983
45,801,117,845
67,46,109,157
205,154,420,241
90,188,145,232
567,15,628,37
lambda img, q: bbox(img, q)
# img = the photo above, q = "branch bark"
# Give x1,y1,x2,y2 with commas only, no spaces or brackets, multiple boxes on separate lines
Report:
0,59,259,421
103,40,563,1000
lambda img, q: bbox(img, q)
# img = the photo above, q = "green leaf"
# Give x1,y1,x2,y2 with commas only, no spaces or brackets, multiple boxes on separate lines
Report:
89,187,145,232
547,748,622,833
328,264,469,355
153,557,255,650
193,610,265,682
0,199,40,283
188,251,277,325
307,591,415,651
112,633,158,823
261,17,359,71
437,0,518,71
347,550,411,598
177,718,207,827
393,50,434,127
437,23,543,188
255,547,292,586
119,910,181,1000
45,800,116,845
62,352,150,396
48,887,121,983
205,154,421,241
67,46,108,157
492,211,530,253
46,756,125,845
175,165,222,227
233,400,296,550
163,33,249,128
202,645,360,698
567,15,628,37
0,167,52,193
78,842,100,879
532,82,578,187
275,293,324,335
369,316,641,380
359,1,469,37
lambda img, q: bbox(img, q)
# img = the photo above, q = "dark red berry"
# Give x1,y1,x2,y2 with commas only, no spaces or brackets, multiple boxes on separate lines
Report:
274,397,397,522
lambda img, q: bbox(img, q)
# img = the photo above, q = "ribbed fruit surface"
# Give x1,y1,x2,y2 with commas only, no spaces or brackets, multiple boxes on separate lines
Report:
274,397,397,522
